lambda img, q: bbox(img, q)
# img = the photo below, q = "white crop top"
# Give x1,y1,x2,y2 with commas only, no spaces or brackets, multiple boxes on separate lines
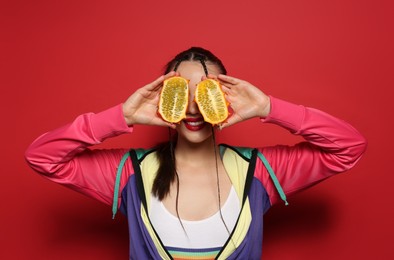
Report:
149,186,240,249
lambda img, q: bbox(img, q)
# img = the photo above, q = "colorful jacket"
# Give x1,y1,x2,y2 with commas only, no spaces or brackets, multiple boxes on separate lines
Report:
25,97,367,259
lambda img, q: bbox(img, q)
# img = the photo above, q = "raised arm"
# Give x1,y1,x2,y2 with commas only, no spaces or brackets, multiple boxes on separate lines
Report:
216,74,366,205
25,104,133,205
25,72,176,205
257,97,367,205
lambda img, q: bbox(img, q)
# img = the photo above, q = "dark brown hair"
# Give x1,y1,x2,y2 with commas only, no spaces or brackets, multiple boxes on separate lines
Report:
163,46,227,75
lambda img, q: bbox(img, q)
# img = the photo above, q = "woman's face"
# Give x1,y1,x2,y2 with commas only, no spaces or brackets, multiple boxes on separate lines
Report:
174,61,221,144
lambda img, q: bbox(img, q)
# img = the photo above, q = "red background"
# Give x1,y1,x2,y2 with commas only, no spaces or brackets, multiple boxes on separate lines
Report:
1,0,393,259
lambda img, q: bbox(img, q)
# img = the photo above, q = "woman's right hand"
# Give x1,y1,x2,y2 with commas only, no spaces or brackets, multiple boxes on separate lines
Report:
122,71,177,127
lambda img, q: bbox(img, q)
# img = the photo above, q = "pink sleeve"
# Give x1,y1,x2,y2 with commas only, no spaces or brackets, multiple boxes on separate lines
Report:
25,104,134,206
255,96,367,205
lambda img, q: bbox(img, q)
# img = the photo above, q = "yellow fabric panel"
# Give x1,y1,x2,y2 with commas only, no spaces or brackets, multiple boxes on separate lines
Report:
139,152,171,259
218,147,253,259
140,205,171,260
140,152,160,209
222,148,249,206
218,198,252,259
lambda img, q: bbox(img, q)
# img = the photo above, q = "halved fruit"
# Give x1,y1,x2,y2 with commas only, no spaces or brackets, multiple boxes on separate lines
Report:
158,76,189,123
195,79,228,125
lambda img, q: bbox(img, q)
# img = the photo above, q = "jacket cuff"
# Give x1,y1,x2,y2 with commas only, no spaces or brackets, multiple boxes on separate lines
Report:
261,96,305,134
90,104,133,140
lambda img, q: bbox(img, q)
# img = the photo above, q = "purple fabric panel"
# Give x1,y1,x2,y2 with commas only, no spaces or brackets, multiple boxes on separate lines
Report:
120,176,164,260
225,178,271,260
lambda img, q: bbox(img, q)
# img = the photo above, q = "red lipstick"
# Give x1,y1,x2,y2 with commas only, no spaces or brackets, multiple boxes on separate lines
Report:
183,117,207,131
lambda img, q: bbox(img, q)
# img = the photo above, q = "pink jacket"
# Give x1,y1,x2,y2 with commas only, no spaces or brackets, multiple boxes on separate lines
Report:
25,96,367,207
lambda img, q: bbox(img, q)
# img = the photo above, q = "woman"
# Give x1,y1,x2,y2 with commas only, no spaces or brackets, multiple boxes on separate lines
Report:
25,47,367,259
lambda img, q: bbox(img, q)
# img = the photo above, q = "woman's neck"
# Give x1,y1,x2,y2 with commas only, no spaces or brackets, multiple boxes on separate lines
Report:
174,137,219,167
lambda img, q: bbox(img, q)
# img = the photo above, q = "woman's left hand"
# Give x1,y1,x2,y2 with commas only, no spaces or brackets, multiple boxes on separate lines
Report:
216,74,271,129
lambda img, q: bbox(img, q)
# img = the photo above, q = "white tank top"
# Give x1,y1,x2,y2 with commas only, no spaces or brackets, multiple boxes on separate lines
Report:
149,186,240,248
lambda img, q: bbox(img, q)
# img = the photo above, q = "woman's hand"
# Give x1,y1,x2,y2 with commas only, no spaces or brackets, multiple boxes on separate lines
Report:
122,71,177,127
216,74,271,129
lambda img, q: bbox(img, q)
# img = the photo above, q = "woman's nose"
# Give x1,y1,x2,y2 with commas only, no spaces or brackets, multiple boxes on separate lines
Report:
187,94,199,114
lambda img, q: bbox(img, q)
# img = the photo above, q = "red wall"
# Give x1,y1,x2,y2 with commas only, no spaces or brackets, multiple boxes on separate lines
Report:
1,0,393,259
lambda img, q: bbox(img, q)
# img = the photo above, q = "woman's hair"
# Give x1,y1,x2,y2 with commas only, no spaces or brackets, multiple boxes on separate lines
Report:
153,47,227,200
163,46,227,75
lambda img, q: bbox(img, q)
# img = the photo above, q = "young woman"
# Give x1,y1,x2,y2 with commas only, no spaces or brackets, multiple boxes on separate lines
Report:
25,47,367,259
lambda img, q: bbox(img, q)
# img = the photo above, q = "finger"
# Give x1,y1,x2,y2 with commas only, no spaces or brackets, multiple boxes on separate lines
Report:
157,121,177,129
164,71,177,79
220,83,234,92
221,84,230,90
219,116,236,129
221,84,231,94
201,74,218,81
146,75,166,91
147,71,177,92
167,123,177,129
207,74,218,80
160,121,177,129
150,115,177,129
218,74,239,85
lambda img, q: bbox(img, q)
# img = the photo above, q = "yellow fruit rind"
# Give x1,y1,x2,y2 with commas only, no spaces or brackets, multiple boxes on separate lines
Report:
195,79,229,125
158,76,189,123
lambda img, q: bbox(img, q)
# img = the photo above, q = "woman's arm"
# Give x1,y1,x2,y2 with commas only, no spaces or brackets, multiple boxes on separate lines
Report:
216,74,366,205
256,96,367,205
25,72,176,206
25,104,133,205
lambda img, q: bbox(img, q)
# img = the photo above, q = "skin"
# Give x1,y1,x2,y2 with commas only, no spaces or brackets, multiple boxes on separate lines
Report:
122,61,271,220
